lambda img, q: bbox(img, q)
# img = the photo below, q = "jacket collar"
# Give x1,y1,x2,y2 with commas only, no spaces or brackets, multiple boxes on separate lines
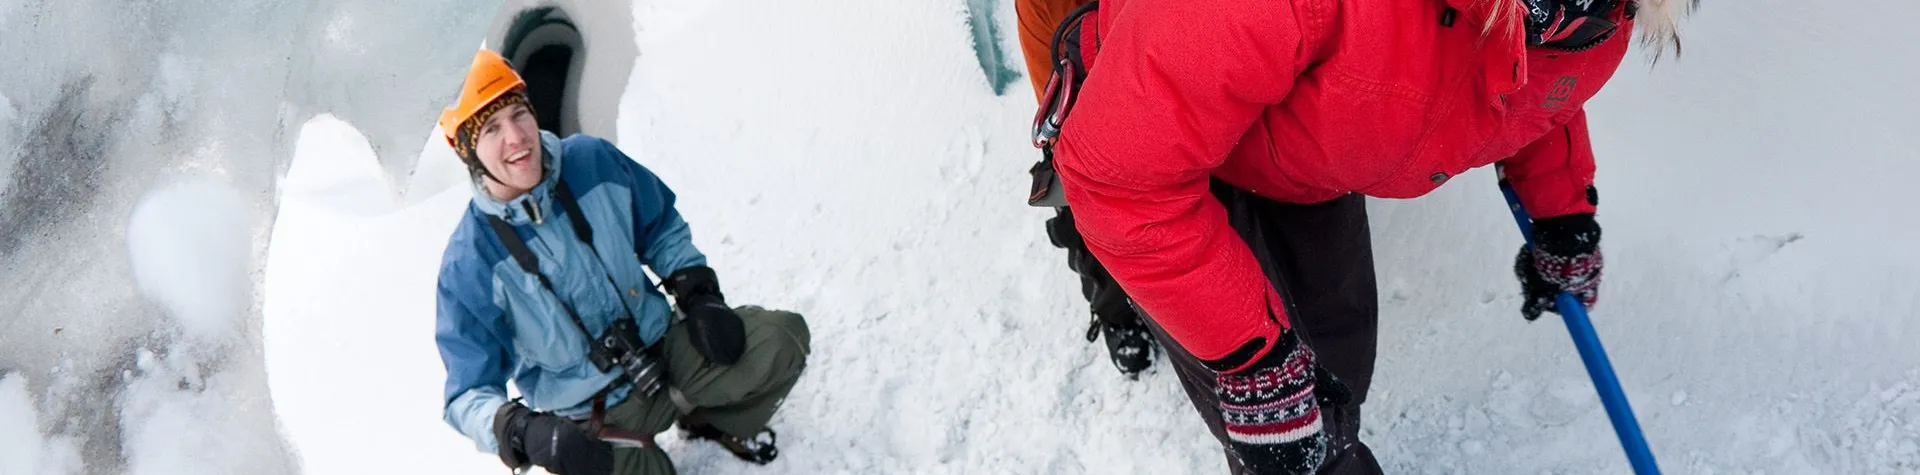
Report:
1447,0,1683,97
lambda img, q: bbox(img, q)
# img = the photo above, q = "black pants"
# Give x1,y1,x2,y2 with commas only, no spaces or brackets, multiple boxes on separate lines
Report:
1148,190,1384,475
1047,206,1143,329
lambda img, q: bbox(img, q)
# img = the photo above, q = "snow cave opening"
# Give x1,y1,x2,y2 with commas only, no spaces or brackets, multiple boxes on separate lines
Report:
500,6,584,137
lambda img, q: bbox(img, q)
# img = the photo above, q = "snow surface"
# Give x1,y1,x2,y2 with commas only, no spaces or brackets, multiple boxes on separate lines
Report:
116,346,291,475
3,0,1918,474
119,179,294,475
1,175,294,475
0,374,82,475
262,115,499,475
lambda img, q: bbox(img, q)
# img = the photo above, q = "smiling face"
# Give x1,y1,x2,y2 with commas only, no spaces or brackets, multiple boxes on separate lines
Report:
472,101,544,201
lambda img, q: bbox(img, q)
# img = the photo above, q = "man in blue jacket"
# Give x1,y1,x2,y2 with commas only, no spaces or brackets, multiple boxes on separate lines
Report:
434,49,811,475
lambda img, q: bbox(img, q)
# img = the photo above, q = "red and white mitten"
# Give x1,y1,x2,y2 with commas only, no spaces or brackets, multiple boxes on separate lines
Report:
1212,329,1348,474
1515,213,1603,320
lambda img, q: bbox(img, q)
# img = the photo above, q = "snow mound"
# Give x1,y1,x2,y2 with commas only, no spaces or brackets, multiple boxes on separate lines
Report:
118,349,287,475
126,177,252,346
402,126,471,203
264,115,501,475
281,114,399,215
0,374,83,475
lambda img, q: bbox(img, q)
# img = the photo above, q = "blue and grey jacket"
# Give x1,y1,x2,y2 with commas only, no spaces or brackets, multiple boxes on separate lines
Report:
435,131,705,453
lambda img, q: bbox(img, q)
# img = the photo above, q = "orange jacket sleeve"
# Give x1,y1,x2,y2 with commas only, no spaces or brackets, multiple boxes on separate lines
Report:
1015,0,1093,103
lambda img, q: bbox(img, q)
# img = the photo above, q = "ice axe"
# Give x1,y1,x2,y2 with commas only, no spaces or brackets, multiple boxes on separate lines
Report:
1498,177,1661,474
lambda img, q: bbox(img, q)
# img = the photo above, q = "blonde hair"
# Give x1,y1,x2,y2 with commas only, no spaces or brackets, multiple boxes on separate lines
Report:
1477,0,1525,40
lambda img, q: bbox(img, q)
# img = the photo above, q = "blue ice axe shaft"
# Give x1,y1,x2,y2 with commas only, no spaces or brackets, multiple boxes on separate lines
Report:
1499,180,1660,474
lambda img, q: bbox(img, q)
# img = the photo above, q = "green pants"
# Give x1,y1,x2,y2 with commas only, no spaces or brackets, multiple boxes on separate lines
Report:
599,306,811,474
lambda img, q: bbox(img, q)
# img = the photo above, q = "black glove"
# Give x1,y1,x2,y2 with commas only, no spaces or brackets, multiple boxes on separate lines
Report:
1204,328,1350,474
492,402,612,475
1514,213,1603,321
666,266,746,365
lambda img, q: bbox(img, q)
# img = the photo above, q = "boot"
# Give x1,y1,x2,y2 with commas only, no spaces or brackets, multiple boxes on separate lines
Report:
679,416,778,465
1086,310,1155,378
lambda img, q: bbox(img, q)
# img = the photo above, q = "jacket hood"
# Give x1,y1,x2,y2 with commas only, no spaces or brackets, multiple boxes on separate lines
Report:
1631,0,1695,61
1447,0,1693,60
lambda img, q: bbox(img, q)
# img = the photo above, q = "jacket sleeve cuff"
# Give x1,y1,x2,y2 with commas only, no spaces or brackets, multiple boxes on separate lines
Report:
445,387,510,454
640,210,708,279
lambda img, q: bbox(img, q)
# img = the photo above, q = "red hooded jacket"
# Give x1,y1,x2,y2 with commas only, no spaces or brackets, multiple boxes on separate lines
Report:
1052,0,1631,364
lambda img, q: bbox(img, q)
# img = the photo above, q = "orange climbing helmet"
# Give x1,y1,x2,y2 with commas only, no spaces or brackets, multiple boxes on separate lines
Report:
438,49,526,154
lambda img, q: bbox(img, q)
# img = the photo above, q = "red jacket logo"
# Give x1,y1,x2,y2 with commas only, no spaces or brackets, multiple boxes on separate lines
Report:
1542,76,1579,109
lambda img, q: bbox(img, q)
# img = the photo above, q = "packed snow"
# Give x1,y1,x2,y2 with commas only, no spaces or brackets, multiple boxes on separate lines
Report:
126,178,252,346
3,0,1919,474
262,115,499,475
121,178,294,475
0,0,486,473
0,374,83,475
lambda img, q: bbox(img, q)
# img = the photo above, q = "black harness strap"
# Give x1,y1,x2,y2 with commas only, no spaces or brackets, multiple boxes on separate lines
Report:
1050,1,1099,78
553,178,660,301
486,212,599,342
553,179,595,248
486,178,657,344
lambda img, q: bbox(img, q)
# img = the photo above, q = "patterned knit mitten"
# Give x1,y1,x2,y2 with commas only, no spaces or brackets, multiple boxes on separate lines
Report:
1214,329,1339,474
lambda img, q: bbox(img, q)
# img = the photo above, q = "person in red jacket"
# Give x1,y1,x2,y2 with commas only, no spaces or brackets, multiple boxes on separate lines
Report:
1049,0,1692,473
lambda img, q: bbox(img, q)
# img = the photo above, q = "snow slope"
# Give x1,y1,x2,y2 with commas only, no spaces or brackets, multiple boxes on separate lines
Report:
263,115,498,475
269,0,1920,474
0,374,82,475
1359,4,1920,472
602,0,1920,471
